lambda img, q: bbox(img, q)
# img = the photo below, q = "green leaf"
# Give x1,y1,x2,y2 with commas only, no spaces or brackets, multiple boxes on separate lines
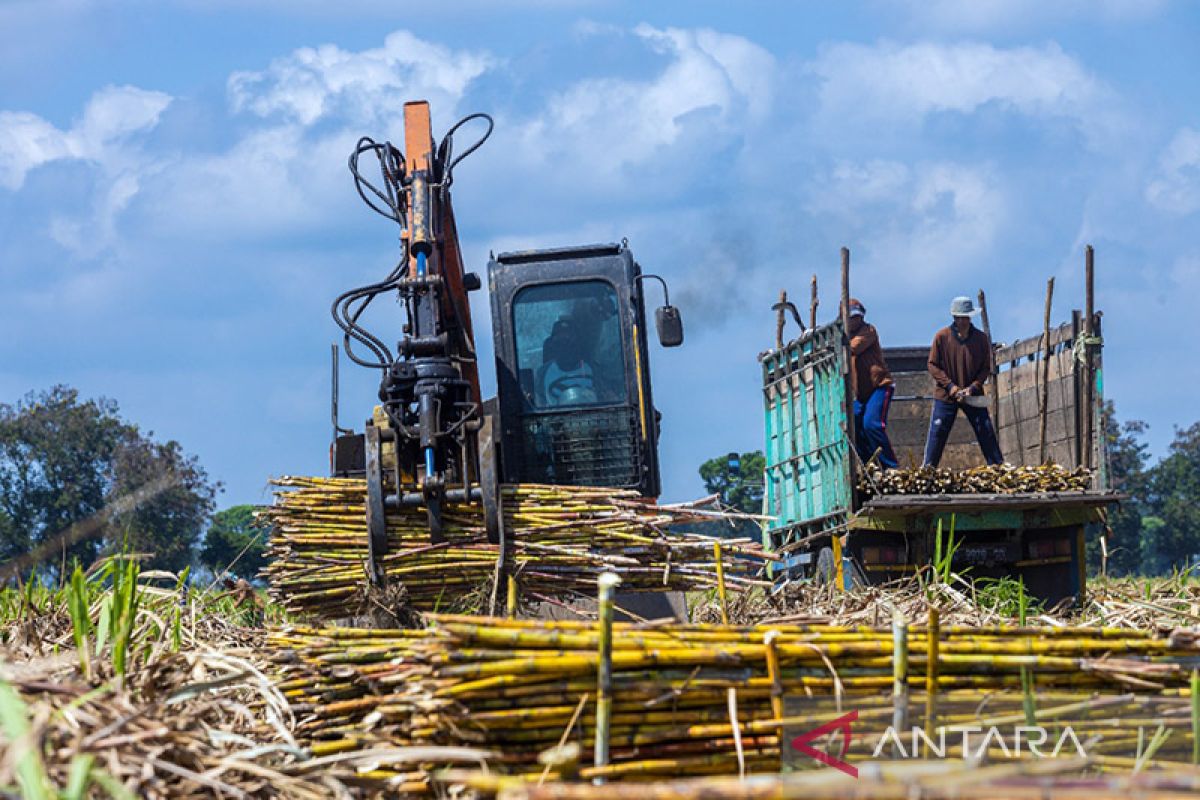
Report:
0,679,51,800
64,754,96,800
95,593,113,655
89,768,139,800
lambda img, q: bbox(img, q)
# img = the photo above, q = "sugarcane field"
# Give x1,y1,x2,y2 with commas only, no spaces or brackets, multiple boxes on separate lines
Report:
5,5,1200,800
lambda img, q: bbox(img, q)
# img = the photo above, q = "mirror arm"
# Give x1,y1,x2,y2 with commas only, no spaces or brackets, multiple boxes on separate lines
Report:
634,273,671,306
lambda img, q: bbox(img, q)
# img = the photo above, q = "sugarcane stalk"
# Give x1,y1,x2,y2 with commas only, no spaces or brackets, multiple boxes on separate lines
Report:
1019,578,1036,729
892,610,908,757
763,630,784,722
714,540,729,626
1192,668,1199,765
594,572,621,783
924,606,939,756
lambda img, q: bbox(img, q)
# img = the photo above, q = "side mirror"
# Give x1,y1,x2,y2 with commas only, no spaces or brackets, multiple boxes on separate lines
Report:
656,305,684,347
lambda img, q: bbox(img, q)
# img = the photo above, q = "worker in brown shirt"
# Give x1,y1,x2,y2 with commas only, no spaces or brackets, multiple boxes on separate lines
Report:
847,298,898,469
922,296,1004,466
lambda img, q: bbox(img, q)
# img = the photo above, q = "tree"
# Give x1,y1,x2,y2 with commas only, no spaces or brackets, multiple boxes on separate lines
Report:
0,387,128,565
1091,402,1150,577
0,385,218,574
200,505,267,581
109,434,218,574
1142,421,1200,574
699,451,766,539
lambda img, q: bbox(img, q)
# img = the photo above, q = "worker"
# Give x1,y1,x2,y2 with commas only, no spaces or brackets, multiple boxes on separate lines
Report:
847,298,898,469
923,296,1004,466
541,317,598,405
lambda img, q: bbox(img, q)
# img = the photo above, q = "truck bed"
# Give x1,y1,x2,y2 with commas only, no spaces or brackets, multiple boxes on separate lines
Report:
861,491,1122,514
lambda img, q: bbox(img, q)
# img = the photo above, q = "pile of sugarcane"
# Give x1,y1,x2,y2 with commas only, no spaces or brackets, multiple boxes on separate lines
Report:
858,463,1093,498
447,763,1200,800
261,477,769,618
270,614,1200,790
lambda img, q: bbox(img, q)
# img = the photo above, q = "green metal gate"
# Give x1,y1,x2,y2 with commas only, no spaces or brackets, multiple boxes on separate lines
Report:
760,321,854,573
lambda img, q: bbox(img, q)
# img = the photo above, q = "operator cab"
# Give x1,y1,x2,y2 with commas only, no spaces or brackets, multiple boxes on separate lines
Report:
489,243,681,498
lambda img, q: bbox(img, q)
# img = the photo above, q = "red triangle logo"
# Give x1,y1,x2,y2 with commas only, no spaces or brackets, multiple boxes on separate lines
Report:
789,709,858,778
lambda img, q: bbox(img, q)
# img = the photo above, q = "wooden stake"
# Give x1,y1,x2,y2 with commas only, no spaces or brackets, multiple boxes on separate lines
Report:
840,249,851,339
977,289,999,430
775,289,788,350
1083,245,1096,471
810,273,819,331
841,248,858,484
1039,277,1055,464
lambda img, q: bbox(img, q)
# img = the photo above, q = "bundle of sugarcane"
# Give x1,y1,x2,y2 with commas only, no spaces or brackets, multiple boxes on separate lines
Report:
269,615,1200,789
858,463,1093,498
450,762,1200,800
261,477,769,619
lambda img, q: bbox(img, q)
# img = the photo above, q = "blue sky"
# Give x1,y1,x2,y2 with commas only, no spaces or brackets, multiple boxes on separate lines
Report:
2,0,1199,508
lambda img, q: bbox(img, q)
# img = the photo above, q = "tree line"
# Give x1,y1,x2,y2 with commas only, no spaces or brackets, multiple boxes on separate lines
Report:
1097,404,1200,576
0,386,264,581
3,386,1197,582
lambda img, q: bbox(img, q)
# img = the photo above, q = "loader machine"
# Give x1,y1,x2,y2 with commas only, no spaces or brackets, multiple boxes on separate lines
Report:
327,101,683,588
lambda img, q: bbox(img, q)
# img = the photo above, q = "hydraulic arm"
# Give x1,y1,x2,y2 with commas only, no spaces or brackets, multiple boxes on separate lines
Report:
331,102,497,572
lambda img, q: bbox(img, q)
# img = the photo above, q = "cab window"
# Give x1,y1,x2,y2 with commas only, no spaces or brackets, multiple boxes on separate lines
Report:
512,281,626,409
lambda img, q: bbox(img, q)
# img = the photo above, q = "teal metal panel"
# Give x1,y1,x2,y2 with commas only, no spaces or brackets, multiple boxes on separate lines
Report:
761,321,853,551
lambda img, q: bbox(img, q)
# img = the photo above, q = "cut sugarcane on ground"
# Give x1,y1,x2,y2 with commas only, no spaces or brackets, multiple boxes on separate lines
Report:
269,612,1200,791
445,764,1200,800
261,477,771,619
8,561,1200,798
692,570,1200,629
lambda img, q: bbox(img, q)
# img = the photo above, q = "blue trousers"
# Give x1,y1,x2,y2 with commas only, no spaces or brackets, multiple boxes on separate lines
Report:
922,398,1004,467
854,385,898,469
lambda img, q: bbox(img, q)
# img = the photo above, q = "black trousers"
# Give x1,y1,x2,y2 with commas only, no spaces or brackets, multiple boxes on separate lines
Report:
922,399,1004,466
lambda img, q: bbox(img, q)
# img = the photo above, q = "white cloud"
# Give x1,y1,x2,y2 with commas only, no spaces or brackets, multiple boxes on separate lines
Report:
881,0,1168,33
228,30,494,127
810,40,1119,149
808,159,1007,289
806,160,912,218
516,24,774,178
140,124,334,239
0,112,73,190
0,85,170,190
1145,127,1200,216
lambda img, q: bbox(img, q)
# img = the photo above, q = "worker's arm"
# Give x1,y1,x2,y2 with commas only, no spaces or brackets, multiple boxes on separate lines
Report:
966,336,992,394
849,324,878,356
927,334,957,395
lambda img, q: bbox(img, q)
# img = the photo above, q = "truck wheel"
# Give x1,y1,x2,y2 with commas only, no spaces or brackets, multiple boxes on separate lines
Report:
814,547,835,584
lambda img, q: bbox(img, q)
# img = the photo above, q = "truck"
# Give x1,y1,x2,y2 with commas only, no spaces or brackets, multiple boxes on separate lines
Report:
760,250,1118,605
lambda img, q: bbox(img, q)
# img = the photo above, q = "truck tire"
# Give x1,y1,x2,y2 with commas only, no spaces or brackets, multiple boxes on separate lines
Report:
814,546,836,584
